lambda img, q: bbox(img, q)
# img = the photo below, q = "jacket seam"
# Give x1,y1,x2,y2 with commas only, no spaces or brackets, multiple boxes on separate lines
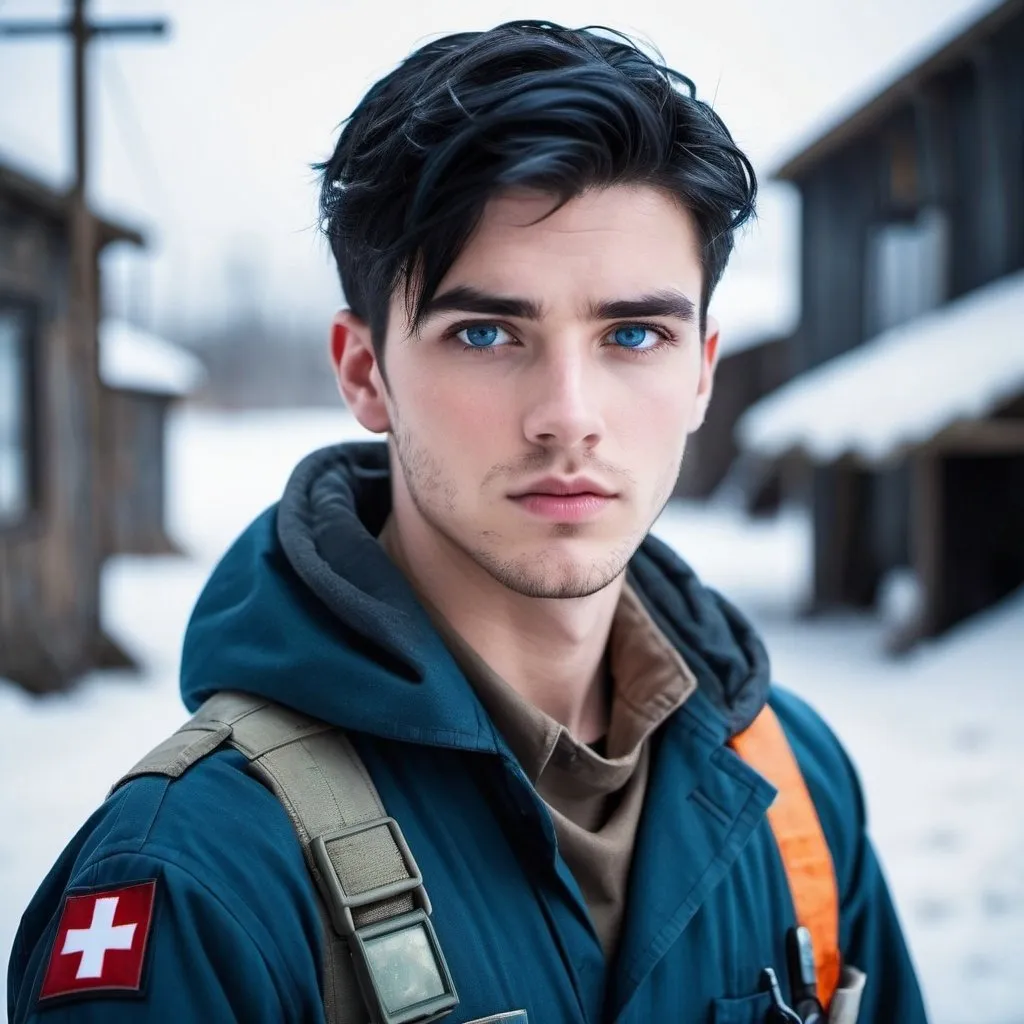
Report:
97,775,171,858
81,846,294,1016
619,767,775,995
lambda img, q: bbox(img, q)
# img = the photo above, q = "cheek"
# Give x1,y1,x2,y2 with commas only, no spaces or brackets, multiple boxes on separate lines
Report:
611,358,701,441
399,359,508,455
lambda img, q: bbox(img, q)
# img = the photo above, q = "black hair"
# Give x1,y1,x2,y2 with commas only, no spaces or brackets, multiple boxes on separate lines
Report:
316,20,756,365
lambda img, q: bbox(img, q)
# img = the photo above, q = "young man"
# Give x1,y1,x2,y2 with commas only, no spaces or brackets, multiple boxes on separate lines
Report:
9,21,928,1024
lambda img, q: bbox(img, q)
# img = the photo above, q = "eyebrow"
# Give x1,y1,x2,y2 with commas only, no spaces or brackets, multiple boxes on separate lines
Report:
416,286,697,328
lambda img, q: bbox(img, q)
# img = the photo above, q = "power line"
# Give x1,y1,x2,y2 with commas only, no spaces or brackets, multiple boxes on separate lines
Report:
100,47,176,219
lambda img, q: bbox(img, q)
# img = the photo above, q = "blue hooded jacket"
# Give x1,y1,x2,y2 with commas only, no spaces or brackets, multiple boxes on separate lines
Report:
8,442,928,1023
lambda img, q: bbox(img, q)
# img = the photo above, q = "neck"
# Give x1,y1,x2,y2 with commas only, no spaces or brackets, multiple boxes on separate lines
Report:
385,497,621,744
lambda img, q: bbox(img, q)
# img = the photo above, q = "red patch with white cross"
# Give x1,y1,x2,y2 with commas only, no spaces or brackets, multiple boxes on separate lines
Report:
39,880,157,1003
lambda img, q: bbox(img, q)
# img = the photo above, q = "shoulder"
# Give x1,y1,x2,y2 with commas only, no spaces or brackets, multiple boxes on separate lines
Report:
767,686,868,895
9,749,323,1022
54,747,314,908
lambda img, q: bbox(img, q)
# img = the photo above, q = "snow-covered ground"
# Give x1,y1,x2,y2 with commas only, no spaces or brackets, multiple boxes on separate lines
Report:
2,407,1022,1022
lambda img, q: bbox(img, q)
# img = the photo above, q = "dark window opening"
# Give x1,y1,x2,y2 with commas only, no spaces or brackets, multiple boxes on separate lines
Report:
0,298,39,528
864,206,950,336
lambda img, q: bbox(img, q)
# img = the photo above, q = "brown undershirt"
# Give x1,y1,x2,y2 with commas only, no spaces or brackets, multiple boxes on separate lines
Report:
377,518,697,964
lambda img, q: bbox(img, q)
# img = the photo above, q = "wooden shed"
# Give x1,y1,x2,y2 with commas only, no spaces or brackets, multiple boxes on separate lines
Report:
743,270,1024,646
99,319,204,557
739,0,1024,645
0,160,197,693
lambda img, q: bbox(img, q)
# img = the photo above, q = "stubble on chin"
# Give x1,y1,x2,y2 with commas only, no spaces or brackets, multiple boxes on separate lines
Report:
474,540,635,599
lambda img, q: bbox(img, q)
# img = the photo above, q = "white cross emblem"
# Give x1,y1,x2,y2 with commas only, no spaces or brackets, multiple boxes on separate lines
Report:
61,896,137,979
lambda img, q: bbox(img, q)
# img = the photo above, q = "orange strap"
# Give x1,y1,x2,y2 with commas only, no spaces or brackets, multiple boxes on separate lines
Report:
729,705,841,1008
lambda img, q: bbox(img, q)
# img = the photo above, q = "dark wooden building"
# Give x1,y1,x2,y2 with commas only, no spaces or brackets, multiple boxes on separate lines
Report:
674,267,800,503
675,332,792,508
0,161,199,693
740,0,1024,645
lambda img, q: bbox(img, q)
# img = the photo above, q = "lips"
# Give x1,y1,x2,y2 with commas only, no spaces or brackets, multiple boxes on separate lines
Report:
508,477,618,523
510,476,617,499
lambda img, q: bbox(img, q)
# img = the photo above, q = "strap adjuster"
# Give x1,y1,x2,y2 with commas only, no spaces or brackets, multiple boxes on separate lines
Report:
311,818,430,936
311,818,458,1023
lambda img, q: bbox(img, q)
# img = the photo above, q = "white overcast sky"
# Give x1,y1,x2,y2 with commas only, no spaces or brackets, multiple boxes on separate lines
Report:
0,0,1003,343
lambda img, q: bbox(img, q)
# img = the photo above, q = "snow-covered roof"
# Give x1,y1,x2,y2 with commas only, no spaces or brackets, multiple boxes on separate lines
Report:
0,153,145,249
738,268,1024,463
99,320,205,398
771,0,1015,182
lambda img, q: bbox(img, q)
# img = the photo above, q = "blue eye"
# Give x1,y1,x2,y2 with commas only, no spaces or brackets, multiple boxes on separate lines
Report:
457,324,510,349
452,322,666,352
612,325,656,349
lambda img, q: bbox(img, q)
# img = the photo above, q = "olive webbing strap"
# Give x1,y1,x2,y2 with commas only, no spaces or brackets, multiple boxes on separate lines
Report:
114,691,449,1023
203,693,443,1022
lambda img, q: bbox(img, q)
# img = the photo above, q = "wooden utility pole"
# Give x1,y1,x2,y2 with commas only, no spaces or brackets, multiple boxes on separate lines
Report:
0,0,168,383
1,1,167,198
0,1,166,658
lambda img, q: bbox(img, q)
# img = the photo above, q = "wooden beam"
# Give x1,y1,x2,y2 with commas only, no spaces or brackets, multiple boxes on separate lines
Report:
911,450,943,640
930,418,1024,452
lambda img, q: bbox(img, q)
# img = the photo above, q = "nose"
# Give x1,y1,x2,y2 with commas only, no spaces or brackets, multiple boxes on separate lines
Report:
520,347,605,452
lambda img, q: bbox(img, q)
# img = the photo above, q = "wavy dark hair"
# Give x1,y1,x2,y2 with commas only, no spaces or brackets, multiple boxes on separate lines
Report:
316,21,756,367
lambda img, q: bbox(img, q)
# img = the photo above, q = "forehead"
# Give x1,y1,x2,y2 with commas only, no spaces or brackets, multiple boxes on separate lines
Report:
404,185,703,323
462,185,696,282
472,185,699,249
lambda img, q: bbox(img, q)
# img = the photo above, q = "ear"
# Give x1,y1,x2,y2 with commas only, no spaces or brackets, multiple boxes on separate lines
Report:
330,309,391,433
687,314,720,432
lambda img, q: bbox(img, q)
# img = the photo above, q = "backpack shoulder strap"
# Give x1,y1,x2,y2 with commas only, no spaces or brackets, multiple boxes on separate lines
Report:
728,703,842,1009
113,691,458,1024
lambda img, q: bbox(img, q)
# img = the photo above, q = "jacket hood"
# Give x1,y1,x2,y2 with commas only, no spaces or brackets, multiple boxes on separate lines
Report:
181,442,771,748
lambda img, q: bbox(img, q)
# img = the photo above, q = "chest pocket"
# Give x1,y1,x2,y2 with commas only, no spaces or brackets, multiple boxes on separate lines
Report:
711,991,774,1024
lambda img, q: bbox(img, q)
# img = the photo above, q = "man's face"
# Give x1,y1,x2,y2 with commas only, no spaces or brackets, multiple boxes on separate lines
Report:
372,185,717,599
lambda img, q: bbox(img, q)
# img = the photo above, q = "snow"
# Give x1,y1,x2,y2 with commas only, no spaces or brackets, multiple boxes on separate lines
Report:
710,268,800,359
2,407,1023,1023
738,268,1024,463
99,319,206,398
